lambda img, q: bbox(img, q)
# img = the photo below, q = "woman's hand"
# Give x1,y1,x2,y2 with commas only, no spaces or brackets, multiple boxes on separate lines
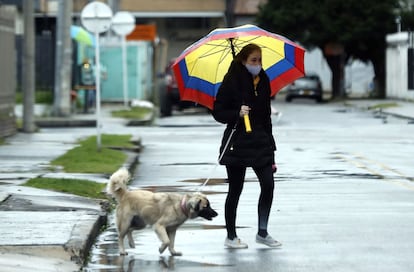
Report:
239,105,251,117
272,163,277,173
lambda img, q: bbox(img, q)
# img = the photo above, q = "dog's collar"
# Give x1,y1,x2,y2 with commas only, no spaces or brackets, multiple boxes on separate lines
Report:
180,195,189,217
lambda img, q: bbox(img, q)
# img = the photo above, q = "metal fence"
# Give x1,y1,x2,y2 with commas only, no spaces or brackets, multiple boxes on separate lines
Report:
0,5,17,138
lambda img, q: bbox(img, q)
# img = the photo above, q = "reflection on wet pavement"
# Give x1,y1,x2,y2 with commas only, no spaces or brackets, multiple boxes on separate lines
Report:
84,181,232,272
83,213,233,272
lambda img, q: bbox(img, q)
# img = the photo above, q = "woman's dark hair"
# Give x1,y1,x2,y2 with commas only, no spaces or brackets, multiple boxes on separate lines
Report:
235,43,261,63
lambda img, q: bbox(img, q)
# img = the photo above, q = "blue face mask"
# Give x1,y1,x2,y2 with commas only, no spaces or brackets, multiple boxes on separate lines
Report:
245,64,262,76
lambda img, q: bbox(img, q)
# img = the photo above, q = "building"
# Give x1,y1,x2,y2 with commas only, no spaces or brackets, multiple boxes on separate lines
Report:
0,0,267,137
32,0,265,61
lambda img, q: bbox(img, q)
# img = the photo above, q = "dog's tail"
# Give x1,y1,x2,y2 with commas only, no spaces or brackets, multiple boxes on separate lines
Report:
107,167,130,200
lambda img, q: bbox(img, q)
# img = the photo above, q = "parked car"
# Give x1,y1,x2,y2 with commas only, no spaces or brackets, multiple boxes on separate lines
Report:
285,73,323,103
160,59,195,116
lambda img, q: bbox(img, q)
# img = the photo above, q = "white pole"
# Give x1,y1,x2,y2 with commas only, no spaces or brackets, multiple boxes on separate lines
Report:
136,45,140,99
95,30,101,151
121,36,129,107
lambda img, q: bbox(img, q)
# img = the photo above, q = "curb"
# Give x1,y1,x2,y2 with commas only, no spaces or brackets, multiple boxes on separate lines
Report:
382,111,414,121
126,111,155,126
344,100,414,121
35,118,96,128
65,212,107,266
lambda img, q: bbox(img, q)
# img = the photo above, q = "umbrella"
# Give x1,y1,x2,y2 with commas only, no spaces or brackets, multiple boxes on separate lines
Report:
70,25,95,46
172,24,305,110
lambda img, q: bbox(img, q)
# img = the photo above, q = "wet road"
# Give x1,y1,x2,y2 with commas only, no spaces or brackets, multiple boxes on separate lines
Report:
84,98,414,271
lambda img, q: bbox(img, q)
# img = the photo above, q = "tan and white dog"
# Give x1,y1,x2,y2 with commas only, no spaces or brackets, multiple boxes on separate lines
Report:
107,168,218,256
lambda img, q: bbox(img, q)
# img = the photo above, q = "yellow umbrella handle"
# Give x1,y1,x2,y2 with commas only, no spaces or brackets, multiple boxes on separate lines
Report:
244,114,252,133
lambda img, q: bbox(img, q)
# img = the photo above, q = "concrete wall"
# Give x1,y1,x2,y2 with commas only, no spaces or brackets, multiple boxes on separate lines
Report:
0,5,17,138
120,0,224,12
386,32,414,100
45,0,225,13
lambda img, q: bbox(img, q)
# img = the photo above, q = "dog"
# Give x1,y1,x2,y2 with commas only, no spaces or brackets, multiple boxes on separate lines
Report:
107,168,218,256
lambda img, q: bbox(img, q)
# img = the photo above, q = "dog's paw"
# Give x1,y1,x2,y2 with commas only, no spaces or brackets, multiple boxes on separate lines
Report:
159,244,168,254
128,239,135,248
170,250,182,256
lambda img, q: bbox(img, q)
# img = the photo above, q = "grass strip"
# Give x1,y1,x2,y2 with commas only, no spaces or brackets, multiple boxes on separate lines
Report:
24,177,106,199
367,102,399,110
51,134,133,174
111,106,152,119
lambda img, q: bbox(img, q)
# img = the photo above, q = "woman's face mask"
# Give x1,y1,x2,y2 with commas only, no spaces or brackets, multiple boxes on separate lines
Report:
244,50,262,76
245,63,262,76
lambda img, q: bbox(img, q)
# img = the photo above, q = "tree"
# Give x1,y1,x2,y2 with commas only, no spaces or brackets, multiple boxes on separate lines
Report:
399,0,414,31
256,0,400,99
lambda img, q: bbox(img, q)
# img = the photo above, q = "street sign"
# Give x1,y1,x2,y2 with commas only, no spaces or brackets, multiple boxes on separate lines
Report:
112,11,135,36
80,1,113,34
80,2,113,151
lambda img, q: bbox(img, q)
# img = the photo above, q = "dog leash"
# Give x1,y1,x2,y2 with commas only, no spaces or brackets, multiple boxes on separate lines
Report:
198,123,238,192
197,108,282,192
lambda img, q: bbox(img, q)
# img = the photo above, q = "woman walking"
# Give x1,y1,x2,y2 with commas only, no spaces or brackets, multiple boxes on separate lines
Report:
212,43,281,249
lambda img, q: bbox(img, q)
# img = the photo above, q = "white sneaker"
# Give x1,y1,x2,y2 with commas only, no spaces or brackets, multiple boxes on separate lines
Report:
224,237,248,249
256,234,282,248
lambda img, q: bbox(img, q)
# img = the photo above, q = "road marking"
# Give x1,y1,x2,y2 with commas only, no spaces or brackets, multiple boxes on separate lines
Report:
353,153,413,182
335,152,414,191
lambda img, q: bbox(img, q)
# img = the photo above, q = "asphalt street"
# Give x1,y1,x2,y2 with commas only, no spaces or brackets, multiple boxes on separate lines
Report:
0,98,413,271
88,98,414,271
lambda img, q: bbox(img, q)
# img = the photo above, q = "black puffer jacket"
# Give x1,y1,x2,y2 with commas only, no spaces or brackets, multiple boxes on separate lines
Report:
212,60,276,168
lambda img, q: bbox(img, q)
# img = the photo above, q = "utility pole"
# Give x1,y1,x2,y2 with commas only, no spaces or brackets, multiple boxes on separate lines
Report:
22,0,36,132
225,0,235,27
108,0,119,13
53,0,72,116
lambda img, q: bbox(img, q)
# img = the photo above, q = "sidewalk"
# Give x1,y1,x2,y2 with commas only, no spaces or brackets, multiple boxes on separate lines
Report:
0,98,412,271
343,98,414,121
0,104,143,271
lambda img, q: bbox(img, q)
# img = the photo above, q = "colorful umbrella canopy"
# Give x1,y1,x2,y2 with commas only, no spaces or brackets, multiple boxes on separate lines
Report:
70,25,95,46
172,24,305,110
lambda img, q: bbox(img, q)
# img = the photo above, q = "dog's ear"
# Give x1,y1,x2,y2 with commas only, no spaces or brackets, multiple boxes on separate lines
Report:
186,195,204,218
194,199,201,212
113,181,123,192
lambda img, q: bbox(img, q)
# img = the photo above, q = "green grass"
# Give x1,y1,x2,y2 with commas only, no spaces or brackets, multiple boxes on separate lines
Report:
24,177,107,199
15,90,54,104
51,134,134,174
22,134,135,199
367,102,399,110
111,106,153,119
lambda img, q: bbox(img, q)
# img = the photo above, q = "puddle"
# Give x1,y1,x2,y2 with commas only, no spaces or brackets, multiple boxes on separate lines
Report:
181,178,227,185
86,254,231,271
84,172,233,270
84,215,232,271
310,170,384,180
334,109,351,113
274,170,385,181
181,178,259,185
160,162,217,166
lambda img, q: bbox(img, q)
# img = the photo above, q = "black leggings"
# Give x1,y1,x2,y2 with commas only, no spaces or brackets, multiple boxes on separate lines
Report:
225,164,274,240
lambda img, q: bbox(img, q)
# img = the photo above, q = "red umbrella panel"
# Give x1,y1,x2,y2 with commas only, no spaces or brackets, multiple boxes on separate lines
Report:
172,24,305,110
